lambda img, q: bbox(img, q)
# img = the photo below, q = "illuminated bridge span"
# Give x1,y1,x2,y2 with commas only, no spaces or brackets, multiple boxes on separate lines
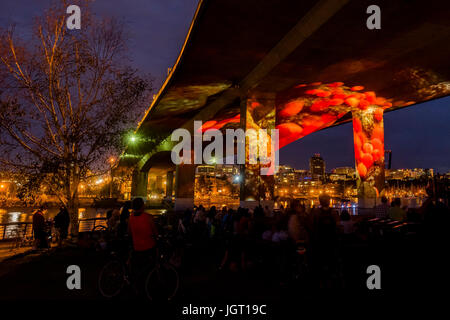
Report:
119,0,450,210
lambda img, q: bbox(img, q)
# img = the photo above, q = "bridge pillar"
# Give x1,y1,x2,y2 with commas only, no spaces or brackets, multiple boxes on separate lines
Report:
352,107,385,210
156,175,164,194
174,164,195,211
239,94,276,210
166,170,174,199
131,170,148,201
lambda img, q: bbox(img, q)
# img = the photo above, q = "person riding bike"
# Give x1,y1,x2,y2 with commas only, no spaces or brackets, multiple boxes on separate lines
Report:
99,197,179,300
128,197,158,277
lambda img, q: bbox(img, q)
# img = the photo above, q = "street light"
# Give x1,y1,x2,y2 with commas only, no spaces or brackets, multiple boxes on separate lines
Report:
129,134,138,144
108,157,116,198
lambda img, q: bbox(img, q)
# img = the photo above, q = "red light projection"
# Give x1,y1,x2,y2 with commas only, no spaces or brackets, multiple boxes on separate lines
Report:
275,82,393,149
276,82,391,192
198,82,391,189
197,114,240,133
352,107,385,191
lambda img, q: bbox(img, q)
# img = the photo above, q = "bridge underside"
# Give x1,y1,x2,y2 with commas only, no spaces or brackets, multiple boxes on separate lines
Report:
121,0,450,210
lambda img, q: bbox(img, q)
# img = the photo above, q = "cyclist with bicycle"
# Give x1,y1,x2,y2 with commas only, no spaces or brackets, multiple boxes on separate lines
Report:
128,197,158,276
99,197,179,300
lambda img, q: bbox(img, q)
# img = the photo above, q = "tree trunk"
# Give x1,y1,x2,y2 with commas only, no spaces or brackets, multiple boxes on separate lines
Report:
66,168,80,239
68,195,79,238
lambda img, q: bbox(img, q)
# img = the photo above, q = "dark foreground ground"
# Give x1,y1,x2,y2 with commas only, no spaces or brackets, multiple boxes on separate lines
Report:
0,233,445,306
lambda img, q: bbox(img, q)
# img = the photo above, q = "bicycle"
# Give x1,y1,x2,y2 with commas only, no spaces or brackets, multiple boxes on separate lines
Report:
9,225,34,251
290,240,309,285
145,235,180,301
98,234,179,301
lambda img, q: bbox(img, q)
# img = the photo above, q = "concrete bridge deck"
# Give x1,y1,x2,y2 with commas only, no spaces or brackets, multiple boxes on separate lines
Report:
118,0,450,210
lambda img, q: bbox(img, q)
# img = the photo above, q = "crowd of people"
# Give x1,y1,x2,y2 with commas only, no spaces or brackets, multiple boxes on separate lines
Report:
169,188,447,288
172,194,356,287
29,185,448,289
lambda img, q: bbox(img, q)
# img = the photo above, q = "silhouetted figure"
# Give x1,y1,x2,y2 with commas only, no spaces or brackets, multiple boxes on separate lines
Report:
118,201,131,237
311,194,338,288
54,205,70,246
128,198,158,278
375,196,389,218
388,198,406,222
32,208,48,249
339,210,354,235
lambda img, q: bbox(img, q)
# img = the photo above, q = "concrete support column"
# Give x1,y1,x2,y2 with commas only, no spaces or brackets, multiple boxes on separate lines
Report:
166,171,174,199
174,164,195,211
352,107,385,209
156,175,163,194
131,170,148,201
239,93,276,210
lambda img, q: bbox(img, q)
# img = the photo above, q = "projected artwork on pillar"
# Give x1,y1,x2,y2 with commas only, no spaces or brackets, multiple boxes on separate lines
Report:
352,107,385,199
198,98,277,203
275,82,393,202
200,82,394,154
242,97,276,202
275,82,393,148
198,81,394,204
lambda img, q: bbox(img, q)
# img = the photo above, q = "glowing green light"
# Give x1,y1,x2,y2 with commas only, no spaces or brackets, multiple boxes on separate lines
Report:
129,134,137,143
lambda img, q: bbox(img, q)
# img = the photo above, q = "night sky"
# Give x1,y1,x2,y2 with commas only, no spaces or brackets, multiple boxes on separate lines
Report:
1,0,449,173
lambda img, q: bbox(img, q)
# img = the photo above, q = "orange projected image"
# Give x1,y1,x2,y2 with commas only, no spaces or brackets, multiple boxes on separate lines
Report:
275,82,393,150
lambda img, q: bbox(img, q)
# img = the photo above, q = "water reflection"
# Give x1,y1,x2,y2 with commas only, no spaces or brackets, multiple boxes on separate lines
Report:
0,207,167,225
0,207,104,225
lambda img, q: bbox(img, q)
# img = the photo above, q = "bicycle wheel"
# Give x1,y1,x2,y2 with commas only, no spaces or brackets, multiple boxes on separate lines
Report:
9,237,19,251
98,260,126,298
9,230,20,251
145,263,179,301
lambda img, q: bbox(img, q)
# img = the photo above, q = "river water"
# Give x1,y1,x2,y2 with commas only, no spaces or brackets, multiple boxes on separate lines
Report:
0,206,169,224
0,207,167,240
0,207,107,224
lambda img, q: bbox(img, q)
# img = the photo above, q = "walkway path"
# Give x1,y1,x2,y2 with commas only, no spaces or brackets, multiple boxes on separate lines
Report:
0,242,32,263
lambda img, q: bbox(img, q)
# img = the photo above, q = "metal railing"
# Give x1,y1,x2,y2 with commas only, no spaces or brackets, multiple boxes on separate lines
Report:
0,217,108,241
0,222,33,241
78,217,107,233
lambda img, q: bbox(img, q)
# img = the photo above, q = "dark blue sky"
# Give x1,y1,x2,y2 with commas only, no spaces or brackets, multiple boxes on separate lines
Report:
1,0,449,173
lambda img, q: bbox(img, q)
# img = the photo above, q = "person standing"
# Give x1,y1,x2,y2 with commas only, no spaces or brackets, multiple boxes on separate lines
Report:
128,198,158,277
388,198,406,222
375,196,390,219
118,201,131,238
54,205,70,247
32,207,48,249
311,194,338,288
288,201,309,244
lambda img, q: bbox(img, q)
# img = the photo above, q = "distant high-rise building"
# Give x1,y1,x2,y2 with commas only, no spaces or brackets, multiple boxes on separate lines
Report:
310,153,325,181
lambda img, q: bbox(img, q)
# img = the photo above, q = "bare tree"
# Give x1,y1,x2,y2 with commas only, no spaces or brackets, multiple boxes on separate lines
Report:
0,1,152,235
